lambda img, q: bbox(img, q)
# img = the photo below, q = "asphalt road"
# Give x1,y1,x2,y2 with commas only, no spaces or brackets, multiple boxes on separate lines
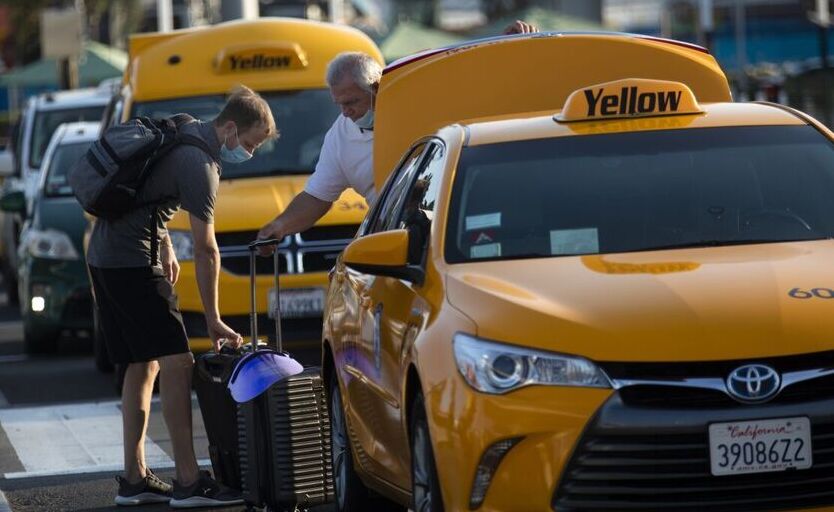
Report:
0,285,336,512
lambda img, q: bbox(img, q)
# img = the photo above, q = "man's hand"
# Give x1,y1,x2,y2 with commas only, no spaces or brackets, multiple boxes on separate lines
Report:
256,219,285,256
208,317,243,353
503,20,538,35
160,243,180,284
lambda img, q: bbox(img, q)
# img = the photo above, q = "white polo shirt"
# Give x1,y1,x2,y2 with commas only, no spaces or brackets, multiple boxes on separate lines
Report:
305,115,376,205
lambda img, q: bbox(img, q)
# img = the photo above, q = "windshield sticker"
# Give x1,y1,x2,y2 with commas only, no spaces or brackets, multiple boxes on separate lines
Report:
551,228,600,255
466,212,501,231
471,243,502,259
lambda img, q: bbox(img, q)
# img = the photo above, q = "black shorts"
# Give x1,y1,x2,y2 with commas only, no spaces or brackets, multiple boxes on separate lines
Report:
89,265,190,364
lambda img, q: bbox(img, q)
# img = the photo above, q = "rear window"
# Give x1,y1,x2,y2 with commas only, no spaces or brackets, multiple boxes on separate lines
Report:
45,142,90,197
30,106,104,169
446,125,834,263
132,89,340,180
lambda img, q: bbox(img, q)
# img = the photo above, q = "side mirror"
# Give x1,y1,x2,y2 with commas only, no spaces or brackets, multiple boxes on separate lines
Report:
343,229,424,283
0,190,25,213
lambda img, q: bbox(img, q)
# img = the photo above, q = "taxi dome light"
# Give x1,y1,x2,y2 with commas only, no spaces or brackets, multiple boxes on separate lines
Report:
453,333,611,394
469,437,524,509
556,78,703,123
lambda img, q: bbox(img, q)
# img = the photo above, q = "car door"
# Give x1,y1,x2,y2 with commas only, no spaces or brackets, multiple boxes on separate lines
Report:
346,141,445,488
335,142,430,482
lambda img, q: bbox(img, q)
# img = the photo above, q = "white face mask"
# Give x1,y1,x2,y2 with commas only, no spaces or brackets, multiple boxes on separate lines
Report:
220,126,253,164
354,108,374,131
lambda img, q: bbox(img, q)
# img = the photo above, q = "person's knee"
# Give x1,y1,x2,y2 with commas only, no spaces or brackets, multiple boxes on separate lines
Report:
158,352,194,374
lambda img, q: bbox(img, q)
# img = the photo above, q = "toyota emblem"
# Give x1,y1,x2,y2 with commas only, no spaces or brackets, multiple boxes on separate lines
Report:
726,364,781,403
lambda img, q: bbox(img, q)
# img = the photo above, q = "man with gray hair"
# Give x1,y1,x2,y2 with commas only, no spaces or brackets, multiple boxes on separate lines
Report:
257,52,380,243
257,22,537,243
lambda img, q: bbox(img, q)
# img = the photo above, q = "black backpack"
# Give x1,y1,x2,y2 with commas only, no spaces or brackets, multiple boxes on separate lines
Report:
69,114,217,219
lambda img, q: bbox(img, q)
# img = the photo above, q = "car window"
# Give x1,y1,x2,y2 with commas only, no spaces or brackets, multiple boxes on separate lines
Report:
30,106,104,169
133,90,340,180
397,143,445,263
44,142,91,197
369,143,428,234
446,125,834,263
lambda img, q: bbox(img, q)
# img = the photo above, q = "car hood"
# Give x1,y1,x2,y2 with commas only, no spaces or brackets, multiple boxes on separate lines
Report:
445,241,834,362
167,175,368,232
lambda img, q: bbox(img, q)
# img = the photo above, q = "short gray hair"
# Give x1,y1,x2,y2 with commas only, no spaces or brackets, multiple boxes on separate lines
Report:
326,52,382,94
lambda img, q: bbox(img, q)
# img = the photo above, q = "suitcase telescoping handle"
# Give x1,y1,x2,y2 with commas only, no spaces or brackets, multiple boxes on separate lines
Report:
247,239,283,353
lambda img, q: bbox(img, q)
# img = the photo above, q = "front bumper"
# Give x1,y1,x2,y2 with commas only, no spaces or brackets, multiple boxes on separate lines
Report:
21,259,92,335
553,393,834,511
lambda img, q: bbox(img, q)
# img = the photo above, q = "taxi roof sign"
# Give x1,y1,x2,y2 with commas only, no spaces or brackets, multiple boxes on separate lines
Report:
214,42,308,74
556,78,702,122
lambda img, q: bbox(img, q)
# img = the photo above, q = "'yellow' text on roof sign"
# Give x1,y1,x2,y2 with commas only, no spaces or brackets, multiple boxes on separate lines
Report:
557,78,703,122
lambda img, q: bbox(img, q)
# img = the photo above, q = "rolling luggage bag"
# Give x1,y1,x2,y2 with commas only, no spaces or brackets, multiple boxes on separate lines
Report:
193,348,243,490
237,239,334,511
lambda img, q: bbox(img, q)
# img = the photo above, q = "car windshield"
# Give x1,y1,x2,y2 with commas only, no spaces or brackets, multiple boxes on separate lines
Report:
44,142,91,198
31,107,104,169
446,125,834,263
132,89,340,180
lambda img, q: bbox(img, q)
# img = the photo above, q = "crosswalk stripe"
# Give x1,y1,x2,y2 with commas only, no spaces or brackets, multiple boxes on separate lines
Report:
0,401,173,478
0,488,10,512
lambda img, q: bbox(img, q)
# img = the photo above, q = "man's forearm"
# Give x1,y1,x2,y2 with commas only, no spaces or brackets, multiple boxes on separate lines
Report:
194,246,221,321
273,192,332,236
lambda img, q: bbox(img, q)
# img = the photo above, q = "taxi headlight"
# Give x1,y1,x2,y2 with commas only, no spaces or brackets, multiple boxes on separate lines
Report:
453,333,611,394
168,230,194,262
22,229,79,260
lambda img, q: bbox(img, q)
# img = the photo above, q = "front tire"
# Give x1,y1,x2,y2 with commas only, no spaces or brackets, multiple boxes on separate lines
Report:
411,392,444,512
330,376,372,512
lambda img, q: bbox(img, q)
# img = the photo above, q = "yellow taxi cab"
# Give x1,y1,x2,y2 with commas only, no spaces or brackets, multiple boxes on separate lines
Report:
323,32,834,511
98,18,383,356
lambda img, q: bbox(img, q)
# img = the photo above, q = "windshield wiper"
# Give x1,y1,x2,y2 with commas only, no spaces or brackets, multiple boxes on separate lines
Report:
627,237,831,253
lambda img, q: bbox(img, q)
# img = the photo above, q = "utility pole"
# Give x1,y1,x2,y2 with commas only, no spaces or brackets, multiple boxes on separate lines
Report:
734,0,748,100
157,0,173,32
220,0,260,21
810,0,831,69
697,0,714,51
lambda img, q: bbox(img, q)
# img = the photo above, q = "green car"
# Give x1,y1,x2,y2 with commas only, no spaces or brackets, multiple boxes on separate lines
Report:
2,121,99,355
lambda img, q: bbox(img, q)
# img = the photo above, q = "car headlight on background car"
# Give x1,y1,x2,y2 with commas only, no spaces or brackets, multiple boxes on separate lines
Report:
453,333,611,394
168,230,194,261
21,229,79,260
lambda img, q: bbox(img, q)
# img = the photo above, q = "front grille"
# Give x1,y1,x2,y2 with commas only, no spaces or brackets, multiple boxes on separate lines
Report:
61,289,93,323
296,225,358,245
216,230,289,249
600,351,834,381
554,412,834,511
621,375,834,409
221,252,291,276
299,250,342,273
217,224,358,275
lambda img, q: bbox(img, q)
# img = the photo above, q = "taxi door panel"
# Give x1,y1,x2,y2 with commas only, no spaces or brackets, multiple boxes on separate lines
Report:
339,142,430,482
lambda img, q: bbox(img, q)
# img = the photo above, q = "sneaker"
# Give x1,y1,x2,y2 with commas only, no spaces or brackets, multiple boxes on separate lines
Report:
169,470,244,509
114,468,173,506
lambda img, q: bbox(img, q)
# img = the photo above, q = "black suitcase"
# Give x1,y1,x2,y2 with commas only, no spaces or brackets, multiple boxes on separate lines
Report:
193,349,243,490
238,239,334,511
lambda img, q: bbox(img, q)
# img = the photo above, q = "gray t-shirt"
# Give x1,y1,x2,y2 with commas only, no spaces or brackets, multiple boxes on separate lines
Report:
87,119,222,268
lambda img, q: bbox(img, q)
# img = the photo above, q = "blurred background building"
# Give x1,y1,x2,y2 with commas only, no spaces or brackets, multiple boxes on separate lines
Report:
0,0,831,135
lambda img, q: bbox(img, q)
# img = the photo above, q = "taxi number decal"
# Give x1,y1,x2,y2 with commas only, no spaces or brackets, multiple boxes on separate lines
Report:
789,287,834,299
585,86,682,117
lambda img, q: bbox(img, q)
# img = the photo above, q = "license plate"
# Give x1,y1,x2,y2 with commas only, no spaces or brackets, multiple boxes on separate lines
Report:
268,288,325,319
709,417,812,476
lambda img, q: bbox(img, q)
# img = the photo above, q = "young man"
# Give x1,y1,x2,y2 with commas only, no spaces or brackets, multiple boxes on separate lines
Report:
87,86,276,508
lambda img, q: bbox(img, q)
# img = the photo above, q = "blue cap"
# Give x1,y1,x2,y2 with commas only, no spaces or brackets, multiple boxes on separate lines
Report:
227,350,303,403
